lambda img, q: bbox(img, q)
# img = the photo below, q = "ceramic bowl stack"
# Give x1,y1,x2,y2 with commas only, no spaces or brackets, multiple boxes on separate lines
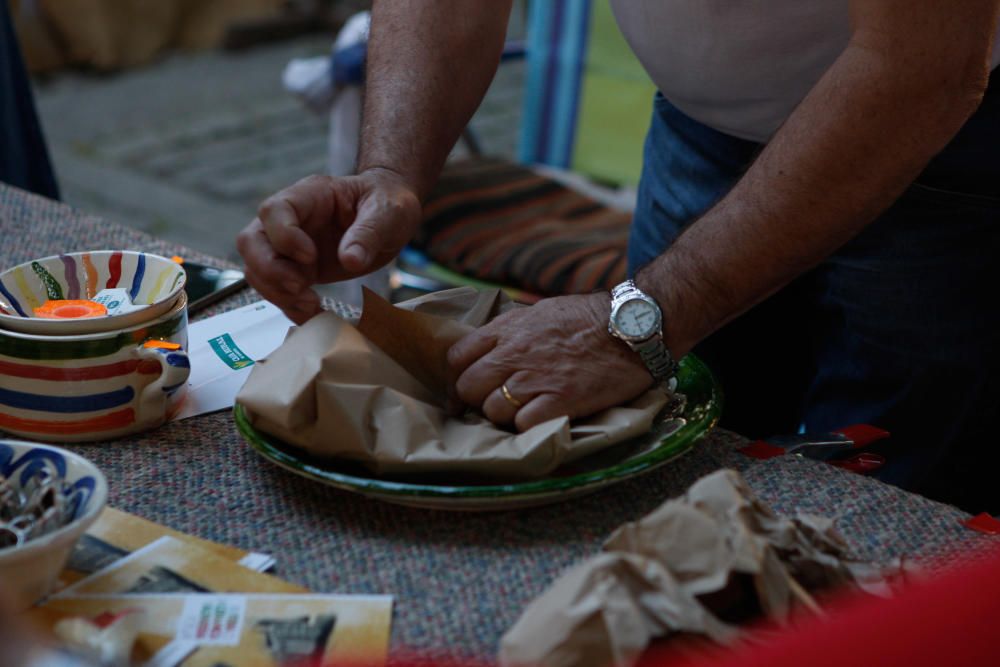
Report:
0,251,191,443
0,440,108,609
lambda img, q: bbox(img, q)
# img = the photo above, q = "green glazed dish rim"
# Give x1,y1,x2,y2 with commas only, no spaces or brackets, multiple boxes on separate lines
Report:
233,354,722,500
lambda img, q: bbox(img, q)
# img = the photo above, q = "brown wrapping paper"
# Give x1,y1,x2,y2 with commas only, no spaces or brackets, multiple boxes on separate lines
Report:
499,469,894,667
236,288,670,479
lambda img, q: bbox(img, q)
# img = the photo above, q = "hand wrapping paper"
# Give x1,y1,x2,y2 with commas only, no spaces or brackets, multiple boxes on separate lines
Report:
499,469,894,667
236,288,669,479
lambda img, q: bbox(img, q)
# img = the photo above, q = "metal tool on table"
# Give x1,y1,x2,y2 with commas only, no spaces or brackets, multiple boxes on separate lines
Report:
738,424,890,474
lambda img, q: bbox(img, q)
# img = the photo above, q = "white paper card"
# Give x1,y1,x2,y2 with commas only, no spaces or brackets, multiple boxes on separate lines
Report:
173,301,293,421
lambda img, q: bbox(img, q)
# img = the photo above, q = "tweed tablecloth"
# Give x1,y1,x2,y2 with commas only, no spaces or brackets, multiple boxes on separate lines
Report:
1,183,995,661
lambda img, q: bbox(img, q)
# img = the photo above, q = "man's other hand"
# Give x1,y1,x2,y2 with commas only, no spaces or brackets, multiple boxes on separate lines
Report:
237,167,421,323
447,292,654,431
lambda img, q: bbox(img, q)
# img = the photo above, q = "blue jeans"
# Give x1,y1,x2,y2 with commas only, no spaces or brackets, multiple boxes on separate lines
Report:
630,83,1000,512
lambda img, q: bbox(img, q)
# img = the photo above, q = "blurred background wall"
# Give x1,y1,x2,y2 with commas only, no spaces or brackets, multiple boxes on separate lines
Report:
6,0,522,263
8,0,368,73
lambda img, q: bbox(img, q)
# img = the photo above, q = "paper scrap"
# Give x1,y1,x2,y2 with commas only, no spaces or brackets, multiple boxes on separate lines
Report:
173,301,293,421
499,469,899,667
237,552,276,572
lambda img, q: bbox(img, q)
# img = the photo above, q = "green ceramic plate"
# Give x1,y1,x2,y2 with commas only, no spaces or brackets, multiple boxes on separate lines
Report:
234,355,721,511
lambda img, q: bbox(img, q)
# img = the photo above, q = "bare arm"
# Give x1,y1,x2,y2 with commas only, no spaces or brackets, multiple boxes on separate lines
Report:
238,1,511,321
338,0,513,271
358,0,512,200
448,0,1000,431
640,0,1000,358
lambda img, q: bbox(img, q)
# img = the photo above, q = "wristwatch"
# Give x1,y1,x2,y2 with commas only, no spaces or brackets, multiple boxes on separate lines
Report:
607,279,677,387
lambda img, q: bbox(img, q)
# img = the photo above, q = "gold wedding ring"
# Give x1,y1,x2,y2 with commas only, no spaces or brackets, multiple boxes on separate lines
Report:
500,383,523,409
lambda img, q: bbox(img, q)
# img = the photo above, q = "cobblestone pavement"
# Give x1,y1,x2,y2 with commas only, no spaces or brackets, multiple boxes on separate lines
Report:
32,34,524,262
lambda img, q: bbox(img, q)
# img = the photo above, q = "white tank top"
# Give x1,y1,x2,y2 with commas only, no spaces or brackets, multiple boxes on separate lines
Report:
609,0,1000,142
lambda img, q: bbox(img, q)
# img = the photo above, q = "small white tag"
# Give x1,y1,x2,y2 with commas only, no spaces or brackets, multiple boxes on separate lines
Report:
238,552,276,572
92,288,147,315
175,596,246,646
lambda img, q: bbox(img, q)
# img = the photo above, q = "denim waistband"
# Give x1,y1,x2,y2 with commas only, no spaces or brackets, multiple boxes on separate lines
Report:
655,66,999,201
916,67,1000,199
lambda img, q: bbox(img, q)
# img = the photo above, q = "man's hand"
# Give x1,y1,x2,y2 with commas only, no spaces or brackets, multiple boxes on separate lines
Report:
236,168,420,323
237,1,509,324
447,292,653,431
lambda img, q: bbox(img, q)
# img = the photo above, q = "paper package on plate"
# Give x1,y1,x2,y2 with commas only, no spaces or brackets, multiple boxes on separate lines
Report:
499,469,896,667
236,287,669,478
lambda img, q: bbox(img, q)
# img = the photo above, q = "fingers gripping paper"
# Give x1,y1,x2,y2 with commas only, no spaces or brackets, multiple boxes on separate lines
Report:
236,288,669,478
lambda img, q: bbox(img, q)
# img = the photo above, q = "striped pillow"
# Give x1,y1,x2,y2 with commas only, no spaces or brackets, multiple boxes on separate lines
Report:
413,158,630,297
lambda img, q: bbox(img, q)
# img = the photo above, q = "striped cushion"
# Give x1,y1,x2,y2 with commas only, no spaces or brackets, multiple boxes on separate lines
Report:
414,159,629,296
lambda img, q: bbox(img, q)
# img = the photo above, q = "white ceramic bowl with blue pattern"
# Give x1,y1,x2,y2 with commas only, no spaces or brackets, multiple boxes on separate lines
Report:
0,440,107,609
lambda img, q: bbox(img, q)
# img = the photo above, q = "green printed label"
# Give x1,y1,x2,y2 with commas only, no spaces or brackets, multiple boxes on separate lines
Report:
208,333,255,370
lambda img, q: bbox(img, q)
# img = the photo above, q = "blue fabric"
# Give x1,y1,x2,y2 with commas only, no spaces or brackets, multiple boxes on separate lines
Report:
0,2,59,199
331,42,367,87
629,83,1000,512
518,0,591,169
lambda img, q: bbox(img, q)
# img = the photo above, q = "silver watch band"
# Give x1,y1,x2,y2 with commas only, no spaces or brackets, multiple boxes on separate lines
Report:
611,279,644,302
634,335,677,385
610,279,677,385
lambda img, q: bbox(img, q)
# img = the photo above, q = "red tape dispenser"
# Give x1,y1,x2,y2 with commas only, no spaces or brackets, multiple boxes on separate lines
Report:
738,424,890,475
962,513,1000,536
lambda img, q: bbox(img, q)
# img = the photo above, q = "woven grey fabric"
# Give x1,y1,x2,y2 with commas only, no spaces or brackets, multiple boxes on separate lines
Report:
0,183,994,661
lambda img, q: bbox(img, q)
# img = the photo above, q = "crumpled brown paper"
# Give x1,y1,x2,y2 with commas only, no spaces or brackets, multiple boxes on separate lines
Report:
499,469,895,667
236,287,670,479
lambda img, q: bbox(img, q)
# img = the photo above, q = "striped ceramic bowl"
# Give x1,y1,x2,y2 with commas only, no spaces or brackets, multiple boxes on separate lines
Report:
0,292,190,443
0,250,186,335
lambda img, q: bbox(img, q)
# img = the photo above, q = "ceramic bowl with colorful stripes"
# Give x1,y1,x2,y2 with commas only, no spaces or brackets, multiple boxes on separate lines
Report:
0,250,186,335
0,440,107,608
0,292,190,443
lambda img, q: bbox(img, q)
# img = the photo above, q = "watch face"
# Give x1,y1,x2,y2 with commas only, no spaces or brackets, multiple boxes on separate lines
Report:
614,298,659,339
